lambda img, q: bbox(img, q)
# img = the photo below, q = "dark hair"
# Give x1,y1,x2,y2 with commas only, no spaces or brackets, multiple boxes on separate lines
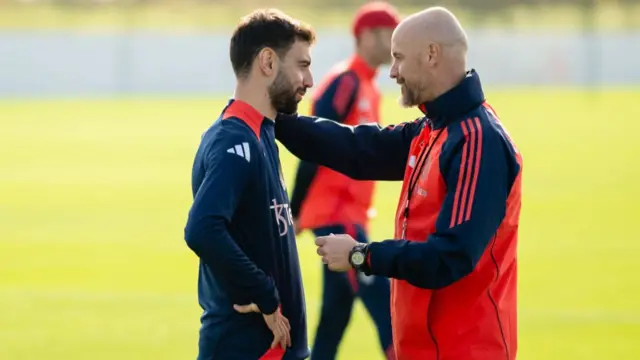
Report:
230,9,316,78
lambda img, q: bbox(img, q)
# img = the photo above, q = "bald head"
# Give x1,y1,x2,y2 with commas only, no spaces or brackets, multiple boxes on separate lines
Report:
395,6,467,59
389,6,469,106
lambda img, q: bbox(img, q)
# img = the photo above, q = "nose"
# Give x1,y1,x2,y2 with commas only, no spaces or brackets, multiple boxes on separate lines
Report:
389,60,398,79
304,72,314,89
389,66,398,79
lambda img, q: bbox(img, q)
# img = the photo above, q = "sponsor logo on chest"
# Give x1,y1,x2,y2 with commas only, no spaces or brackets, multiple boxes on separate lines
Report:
270,199,294,236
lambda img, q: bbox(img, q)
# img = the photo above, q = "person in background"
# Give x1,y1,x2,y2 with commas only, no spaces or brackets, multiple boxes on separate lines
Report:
288,2,400,359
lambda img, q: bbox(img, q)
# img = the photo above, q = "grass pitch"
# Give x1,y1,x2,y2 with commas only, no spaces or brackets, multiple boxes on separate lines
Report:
1,89,639,359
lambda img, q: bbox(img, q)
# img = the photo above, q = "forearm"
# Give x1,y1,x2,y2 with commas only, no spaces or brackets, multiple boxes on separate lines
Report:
276,114,417,180
362,238,469,290
276,114,363,179
185,218,279,314
289,160,318,219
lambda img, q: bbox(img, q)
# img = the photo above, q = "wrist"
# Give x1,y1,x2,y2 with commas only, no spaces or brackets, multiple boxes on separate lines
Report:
348,243,369,270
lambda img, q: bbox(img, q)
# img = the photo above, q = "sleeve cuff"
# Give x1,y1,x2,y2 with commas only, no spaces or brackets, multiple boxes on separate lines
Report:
361,241,393,277
361,243,375,276
254,279,280,315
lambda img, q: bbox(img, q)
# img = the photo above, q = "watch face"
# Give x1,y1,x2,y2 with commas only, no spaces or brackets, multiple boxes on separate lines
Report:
351,251,365,266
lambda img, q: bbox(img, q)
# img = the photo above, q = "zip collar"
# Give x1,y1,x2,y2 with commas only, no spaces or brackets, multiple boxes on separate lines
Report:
418,69,485,129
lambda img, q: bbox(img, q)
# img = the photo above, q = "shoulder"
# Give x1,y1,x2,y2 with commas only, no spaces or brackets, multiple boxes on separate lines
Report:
200,119,261,165
394,117,428,136
314,70,360,100
331,70,360,92
440,106,518,164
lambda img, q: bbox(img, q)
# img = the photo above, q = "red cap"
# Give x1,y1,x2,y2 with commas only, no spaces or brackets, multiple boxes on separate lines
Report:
352,1,401,37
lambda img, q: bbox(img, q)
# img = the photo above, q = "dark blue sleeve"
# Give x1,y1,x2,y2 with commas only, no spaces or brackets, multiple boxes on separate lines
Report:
184,126,279,314
289,72,359,219
289,160,317,220
275,114,423,181
363,120,514,289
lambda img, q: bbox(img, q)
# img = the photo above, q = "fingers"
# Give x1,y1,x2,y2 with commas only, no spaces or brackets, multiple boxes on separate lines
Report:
269,315,281,349
278,320,289,349
279,314,292,348
233,303,259,313
269,323,288,350
314,236,327,246
268,312,292,349
282,315,291,347
281,314,290,332
316,246,325,256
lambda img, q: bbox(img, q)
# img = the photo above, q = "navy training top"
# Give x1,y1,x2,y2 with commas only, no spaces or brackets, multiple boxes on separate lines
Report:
184,99,309,360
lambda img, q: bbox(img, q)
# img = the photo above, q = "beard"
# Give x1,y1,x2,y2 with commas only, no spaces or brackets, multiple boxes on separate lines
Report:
268,70,303,115
398,81,422,108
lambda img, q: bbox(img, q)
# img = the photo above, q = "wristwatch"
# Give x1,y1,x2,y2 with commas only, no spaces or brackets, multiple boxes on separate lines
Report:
348,243,368,269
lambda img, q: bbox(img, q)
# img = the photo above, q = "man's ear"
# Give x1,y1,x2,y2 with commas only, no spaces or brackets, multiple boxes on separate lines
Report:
257,48,278,77
427,42,440,65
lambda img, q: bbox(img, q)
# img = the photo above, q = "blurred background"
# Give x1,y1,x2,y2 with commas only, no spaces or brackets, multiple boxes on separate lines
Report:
1,0,640,95
1,1,639,359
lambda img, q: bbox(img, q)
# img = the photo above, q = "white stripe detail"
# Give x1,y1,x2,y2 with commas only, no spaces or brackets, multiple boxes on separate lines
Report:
226,142,251,162
234,144,244,157
242,142,250,162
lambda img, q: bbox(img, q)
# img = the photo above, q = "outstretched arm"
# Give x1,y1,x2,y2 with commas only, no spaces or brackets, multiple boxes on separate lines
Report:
276,114,423,181
362,120,519,289
184,128,279,314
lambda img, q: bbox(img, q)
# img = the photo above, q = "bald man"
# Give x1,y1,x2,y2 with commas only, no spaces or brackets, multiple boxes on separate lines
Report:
275,7,522,360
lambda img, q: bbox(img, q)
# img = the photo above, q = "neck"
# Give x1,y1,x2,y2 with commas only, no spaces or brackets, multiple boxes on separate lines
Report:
234,80,276,120
426,70,466,102
355,48,380,70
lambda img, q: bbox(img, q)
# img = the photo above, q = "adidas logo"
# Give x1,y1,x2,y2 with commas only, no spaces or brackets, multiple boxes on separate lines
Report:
227,142,251,162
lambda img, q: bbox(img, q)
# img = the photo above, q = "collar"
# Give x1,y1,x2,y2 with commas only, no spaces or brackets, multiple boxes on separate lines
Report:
349,54,377,81
222,98,269,137
418,69,485,129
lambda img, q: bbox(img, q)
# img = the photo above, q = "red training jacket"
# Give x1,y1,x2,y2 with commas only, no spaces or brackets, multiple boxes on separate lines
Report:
275,70,522,360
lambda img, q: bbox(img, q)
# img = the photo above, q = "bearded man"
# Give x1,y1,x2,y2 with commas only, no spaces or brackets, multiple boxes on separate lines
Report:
184,9,315,360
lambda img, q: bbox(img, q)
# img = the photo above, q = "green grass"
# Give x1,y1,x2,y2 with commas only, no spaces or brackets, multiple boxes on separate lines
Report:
0,2,639,30
1,89,639,359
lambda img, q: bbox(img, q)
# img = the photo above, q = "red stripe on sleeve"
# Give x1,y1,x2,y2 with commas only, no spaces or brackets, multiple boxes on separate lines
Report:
465,117,483,221
450,121,469,228
456,118,477,226
332,75,357,118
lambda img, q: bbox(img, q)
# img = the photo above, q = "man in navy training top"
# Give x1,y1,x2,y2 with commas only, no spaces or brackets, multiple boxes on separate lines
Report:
184,9,315,360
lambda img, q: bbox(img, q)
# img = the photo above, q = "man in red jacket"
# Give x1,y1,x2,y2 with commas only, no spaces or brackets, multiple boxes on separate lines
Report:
275,7,522,360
